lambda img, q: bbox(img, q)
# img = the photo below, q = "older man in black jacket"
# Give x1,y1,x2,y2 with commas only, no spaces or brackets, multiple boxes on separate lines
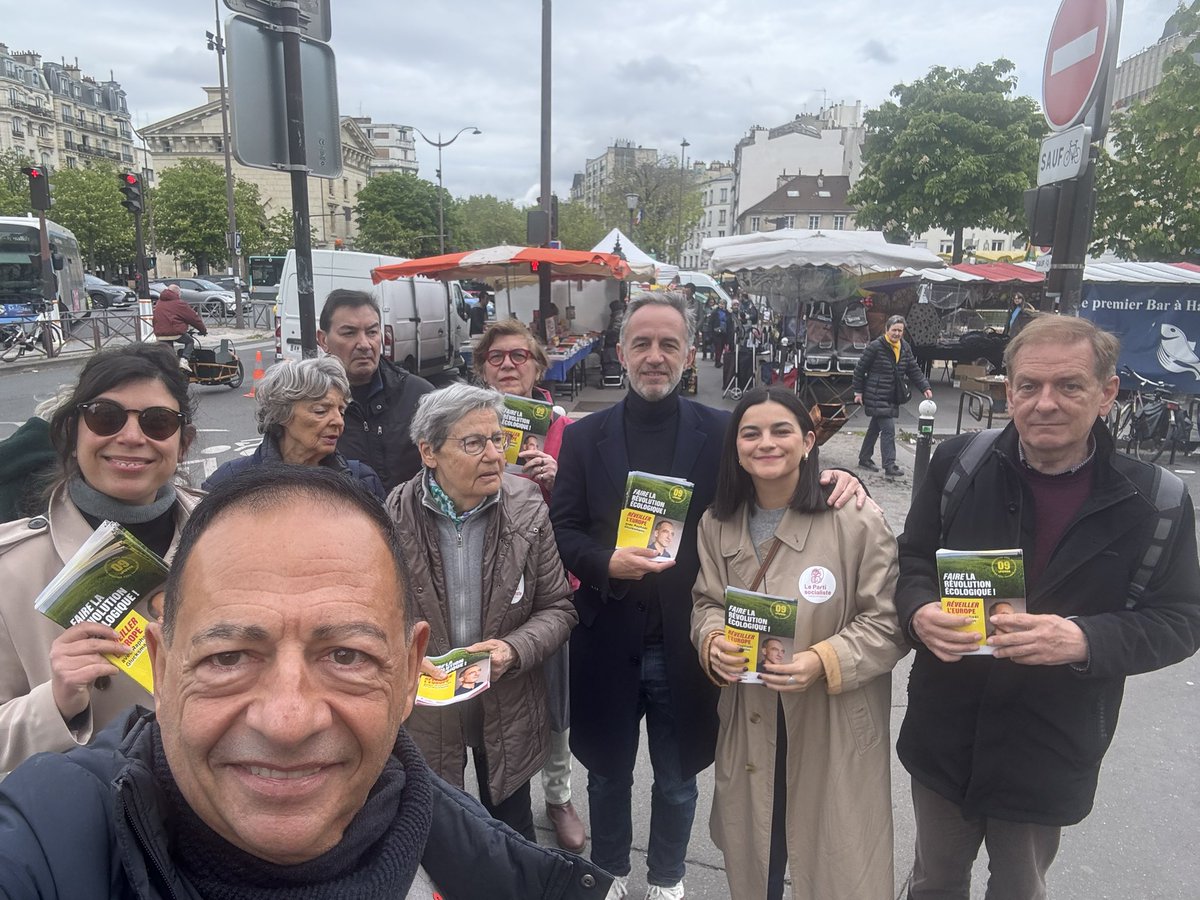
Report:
0,468,611,899
895,316,1200,900
317,289,434,492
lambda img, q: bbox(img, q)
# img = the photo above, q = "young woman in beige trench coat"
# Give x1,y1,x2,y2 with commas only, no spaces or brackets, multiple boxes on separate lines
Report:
691,386,908,900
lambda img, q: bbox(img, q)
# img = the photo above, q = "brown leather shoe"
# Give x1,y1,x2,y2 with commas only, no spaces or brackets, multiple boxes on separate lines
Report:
546,801,586,852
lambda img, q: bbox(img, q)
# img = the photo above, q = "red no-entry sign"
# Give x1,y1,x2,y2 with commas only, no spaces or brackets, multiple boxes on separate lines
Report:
1042,0,1117,131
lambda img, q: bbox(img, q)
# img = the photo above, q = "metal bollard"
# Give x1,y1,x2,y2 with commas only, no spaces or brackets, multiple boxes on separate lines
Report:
912,398,937,496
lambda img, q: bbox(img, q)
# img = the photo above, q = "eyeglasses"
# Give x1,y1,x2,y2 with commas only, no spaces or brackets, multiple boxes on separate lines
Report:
450,432,507,456
485,348,533,367
77,400,185,441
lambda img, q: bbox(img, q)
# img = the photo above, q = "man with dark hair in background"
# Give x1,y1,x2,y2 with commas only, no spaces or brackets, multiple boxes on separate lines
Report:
317,289,434,491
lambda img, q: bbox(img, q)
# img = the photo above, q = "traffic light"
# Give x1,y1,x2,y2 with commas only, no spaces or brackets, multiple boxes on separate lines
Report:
20,166,51,211
119,172,143,214
550,194,559,241
529,259,541,273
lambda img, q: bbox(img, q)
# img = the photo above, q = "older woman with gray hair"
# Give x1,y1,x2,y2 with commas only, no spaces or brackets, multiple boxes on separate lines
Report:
202,356,385,498
387,381,577,842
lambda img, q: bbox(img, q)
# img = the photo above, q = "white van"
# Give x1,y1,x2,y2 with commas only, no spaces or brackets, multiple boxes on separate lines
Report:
676,271,734,307
277,249,470,378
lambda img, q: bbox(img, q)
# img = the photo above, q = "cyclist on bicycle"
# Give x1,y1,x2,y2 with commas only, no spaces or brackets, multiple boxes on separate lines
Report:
152,285,206,371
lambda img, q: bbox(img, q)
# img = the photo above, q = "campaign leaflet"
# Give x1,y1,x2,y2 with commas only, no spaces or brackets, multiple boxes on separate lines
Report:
614,471,695,562
936,548,1026,656
499,393,554,473
33,520,168,693
724,586,798,684
416,648,493,707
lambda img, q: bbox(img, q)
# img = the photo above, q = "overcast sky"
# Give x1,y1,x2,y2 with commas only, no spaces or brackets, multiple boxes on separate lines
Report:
5,0,1183,203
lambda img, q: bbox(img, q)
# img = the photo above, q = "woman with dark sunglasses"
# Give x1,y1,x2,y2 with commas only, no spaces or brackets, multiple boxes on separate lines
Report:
0,343,201,775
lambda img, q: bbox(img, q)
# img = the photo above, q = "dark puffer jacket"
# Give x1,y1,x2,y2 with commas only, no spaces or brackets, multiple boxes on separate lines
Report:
895,422,1200,826
0,709,612,899
389,472,577,804
337,359,435,493
851,335,929,418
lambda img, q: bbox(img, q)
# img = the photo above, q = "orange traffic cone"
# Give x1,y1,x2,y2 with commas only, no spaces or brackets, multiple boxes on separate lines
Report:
244,350,265,398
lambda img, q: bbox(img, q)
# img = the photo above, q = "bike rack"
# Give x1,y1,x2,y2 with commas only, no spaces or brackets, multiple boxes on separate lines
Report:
956,390,995,434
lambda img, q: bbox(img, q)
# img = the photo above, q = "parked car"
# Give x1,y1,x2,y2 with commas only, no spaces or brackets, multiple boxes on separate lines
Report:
154,276,248,316
211,274,249,294
84,274,136,309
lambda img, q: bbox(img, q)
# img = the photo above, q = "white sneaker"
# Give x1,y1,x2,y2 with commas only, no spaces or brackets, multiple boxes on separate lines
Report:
605,876,629,900
645,883,685,900
178,357,192,372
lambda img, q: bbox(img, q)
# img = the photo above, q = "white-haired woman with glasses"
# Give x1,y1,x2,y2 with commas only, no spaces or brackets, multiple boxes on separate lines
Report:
473,318,586,852
202,356,385,499
0,343,202,775
387,382,578,842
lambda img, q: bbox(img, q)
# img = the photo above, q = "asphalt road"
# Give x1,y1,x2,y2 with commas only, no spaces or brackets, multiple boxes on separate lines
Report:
2,345,1197,899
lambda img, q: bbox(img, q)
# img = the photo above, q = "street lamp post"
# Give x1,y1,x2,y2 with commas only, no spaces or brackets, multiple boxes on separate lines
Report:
206,0,244,327
625,192,639,243
676,138,689,267
413,126,482,254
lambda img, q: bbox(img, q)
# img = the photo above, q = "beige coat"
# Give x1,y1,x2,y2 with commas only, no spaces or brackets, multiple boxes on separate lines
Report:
0,485,200,776
691,501,908,900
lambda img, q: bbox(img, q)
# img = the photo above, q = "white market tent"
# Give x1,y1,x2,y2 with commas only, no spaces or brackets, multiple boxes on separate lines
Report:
894,260,1200,284
702,229,945,273
592,228,679,283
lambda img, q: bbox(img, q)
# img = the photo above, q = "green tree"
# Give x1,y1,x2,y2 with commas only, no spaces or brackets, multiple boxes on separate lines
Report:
455,194,525,249
1093,3,1200,260
45,162,134,274
601,156,702,262
556,200,607,251
152,159,266,273
355,172,453,258
0,149,36,216
848,59,1045,262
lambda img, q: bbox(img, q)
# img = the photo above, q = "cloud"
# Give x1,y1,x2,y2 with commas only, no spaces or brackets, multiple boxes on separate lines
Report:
3,0,1181,201
861,40,897,65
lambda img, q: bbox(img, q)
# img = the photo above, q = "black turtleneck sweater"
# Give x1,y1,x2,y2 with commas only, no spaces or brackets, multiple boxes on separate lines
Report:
624,387,682,644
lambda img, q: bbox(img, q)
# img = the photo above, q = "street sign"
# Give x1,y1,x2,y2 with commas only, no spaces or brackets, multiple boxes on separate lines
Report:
233,231,243,256
1042,0,1117,131
1037,124,1091,185
225,15,342,178
1036,253,1053,273
222,0,331,42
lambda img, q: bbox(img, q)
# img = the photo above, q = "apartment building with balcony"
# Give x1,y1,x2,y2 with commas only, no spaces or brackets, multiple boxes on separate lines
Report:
0,44,59,169
42,58,136,171
351,117,419,176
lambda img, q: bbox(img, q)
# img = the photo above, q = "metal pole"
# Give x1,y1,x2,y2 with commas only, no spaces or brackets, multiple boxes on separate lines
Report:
676,138,688,265
414,126,480,256
437,138,445,254
537,0,552,344
278,0,316,357
211,1,244,328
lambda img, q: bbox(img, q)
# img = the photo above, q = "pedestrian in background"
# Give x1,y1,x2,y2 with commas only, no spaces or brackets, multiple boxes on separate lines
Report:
852,315,932,477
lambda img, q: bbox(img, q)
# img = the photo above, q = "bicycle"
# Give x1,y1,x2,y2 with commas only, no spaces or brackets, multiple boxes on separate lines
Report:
1109,365,1193,463
0,300,63,363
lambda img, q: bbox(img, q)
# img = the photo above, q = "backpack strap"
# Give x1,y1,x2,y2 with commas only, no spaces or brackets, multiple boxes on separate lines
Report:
940,428,1004,528
1127,466,1186,609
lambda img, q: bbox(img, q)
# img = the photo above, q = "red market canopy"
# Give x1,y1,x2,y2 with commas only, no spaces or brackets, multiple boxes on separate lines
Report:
948,262,1045,284
371,245,631,284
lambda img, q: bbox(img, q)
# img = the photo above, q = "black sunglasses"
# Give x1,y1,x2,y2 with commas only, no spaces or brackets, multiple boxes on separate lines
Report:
77,399,186,441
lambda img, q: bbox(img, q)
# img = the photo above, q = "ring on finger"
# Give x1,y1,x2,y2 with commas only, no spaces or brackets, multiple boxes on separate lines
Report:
786,675,795,685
